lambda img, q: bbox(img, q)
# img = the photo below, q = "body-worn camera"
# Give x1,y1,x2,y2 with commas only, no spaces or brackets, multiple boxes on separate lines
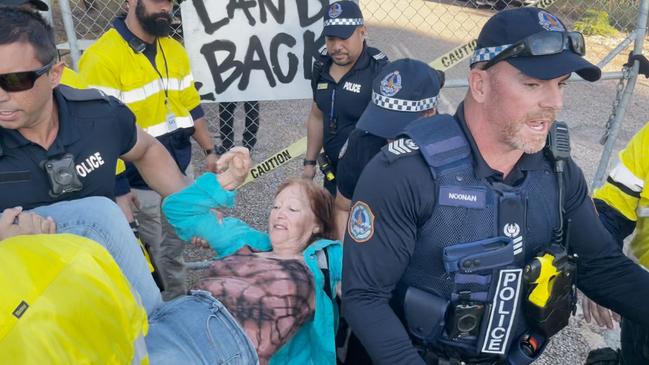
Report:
42,153,83,198
447,302,485,339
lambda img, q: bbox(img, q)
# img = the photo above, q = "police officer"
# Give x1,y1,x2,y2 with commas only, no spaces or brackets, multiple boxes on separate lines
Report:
342,7,649,365
0,0,90,89
335,58,443,240
302,0,388,195
0,8,188,219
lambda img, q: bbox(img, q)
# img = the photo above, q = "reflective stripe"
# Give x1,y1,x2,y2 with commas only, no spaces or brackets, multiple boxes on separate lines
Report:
131,334,148,365
609,163,644,193
637,207,649,217
144,115,194,137
89,74,195,105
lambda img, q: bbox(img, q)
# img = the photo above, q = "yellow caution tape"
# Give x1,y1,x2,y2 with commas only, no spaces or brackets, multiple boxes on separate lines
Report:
428,0,559,71
241,136,308,186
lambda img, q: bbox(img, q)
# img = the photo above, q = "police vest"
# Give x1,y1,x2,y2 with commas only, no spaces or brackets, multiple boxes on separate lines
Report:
398,115,561,363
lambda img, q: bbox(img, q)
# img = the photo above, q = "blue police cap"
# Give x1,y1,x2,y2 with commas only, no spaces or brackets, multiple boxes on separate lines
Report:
356,58,444,139
323,1,364,40
0,0,48,10
470,7,601,82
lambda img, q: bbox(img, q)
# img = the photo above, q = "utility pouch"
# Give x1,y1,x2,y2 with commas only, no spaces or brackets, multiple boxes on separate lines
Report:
523,244,577,337
443,236,514,274
404,287,449,342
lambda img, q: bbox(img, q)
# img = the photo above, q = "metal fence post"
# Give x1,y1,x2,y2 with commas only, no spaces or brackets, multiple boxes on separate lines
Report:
591,0,649,190
58,0,81,70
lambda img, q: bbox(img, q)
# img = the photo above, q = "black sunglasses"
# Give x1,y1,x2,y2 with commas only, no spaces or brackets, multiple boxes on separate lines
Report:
482,31,586,70
0,59,56,92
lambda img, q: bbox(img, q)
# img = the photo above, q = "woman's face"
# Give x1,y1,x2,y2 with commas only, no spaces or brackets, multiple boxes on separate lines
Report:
268,184,319,255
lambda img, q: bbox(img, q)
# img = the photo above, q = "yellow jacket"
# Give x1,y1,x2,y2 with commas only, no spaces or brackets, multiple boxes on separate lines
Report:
593,122,649,268
78,21,201,138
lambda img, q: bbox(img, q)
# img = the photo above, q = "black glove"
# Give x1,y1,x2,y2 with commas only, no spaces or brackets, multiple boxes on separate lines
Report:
625,52,649,78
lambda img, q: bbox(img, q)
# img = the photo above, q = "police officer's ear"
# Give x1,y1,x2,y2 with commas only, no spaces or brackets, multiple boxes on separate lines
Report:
358,25,367,40
48,62,65,89
468,65,489,104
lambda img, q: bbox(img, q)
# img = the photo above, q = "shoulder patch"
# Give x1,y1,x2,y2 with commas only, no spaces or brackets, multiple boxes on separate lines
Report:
373,52,387,60
348,201,375,243
58,85,109,102
367,47,388,62
319,45,328,56
338,138,349,160
385,138,419,155
382,138,420,163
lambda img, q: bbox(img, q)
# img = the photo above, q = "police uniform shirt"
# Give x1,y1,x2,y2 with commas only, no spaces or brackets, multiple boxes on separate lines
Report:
313,44,388,167
336,128,386,199
0,86,137,211
341,104,649,364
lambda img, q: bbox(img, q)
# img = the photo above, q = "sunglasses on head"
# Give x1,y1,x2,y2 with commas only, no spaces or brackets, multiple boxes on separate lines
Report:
0,59,56,92
482,31,586,70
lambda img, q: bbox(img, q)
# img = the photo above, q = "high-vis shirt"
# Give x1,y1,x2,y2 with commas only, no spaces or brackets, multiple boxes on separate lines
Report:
593,122,649,268
78,17,203,139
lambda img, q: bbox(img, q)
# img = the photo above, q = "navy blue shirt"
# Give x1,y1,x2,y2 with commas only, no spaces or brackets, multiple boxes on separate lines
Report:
342,104,649,364
336,128,387,199
313,44,388,169
0,86,137,210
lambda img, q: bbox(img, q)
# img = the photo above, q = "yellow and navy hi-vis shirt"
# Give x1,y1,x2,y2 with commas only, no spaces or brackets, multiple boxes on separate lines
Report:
79,17,204,191
78,18,202,139
593,121,649,268
60,66,126,175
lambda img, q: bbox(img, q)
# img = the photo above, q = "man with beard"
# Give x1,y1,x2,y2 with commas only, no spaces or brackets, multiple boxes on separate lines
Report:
342,7,649,365
79,0,217,300
302,0,388,196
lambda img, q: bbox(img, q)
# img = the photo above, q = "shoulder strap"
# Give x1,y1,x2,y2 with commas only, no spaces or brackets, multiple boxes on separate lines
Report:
57,85,110,102
315,249,333,299
402,114,472,179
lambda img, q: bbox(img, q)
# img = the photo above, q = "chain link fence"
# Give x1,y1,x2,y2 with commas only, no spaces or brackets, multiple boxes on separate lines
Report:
51,0,646,175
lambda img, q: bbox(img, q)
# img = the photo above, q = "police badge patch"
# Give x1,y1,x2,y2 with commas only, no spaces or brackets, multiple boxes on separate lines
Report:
348,201,375,242
328,3,342,18
538,10,565,32
380,71,402,97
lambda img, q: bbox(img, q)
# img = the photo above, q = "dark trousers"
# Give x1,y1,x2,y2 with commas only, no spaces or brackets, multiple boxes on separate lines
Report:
218,101,260,152
621,317,649,365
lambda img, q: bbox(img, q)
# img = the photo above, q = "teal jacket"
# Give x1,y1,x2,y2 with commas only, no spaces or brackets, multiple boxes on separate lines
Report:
162,173,342,365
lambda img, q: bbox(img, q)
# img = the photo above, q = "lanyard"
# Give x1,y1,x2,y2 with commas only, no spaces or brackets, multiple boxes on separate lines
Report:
329,89,336,133
152,38,170,104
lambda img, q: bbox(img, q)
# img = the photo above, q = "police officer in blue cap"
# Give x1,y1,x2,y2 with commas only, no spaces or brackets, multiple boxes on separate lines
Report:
343,7,649,365
335,58,444,239
302,0,388,196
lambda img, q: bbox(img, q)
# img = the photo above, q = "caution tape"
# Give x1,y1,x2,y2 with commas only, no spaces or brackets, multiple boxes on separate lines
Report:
241,137,307,186
428,0,560,71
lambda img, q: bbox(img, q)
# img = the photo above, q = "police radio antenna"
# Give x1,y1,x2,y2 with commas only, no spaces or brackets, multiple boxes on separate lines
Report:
545,121,571,247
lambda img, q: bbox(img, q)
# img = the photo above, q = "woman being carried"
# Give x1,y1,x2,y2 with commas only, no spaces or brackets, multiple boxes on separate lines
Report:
147,147,341,365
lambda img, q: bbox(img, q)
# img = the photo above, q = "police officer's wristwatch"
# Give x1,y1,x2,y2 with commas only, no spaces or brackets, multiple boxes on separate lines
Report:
303,159,317,166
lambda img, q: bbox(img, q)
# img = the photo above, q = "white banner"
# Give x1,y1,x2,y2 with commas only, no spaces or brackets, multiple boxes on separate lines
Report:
181,0,329,102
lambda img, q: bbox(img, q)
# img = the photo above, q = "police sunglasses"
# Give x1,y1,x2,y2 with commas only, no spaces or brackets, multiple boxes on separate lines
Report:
0,59,55,92
482,31,586,70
